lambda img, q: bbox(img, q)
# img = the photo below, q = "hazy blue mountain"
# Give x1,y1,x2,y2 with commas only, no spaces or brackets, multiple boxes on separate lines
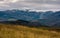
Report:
0,9,41,21
39,11,60,26
0,9,60,27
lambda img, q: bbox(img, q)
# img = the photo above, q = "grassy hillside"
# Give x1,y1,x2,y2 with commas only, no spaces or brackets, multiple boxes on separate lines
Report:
0,24,60,38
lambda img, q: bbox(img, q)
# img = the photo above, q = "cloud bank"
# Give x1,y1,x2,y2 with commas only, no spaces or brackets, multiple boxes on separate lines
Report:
0,0,60,10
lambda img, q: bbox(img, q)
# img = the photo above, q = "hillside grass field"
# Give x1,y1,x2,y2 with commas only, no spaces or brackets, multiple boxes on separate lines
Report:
0,23,60,38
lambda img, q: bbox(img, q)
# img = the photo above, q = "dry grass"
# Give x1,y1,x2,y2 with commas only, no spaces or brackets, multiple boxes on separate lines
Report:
0,24,60,38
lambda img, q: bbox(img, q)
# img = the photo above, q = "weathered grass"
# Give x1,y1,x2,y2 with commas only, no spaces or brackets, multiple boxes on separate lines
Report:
0,24,60,38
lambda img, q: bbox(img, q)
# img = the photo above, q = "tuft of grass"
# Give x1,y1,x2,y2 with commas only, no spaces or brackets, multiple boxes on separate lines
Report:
0,23,60,38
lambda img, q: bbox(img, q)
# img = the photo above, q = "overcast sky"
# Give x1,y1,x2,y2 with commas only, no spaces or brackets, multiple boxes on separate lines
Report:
0,0,60,10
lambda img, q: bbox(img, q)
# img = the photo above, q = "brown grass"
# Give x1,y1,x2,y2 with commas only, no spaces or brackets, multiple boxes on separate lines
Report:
0,24,60,38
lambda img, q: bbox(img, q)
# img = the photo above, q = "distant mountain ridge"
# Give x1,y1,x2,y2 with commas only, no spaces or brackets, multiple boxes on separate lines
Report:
0,9,60,27
0,9,41,21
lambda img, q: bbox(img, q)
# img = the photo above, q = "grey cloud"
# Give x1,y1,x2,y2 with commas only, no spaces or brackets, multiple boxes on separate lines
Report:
0,0,4,1
25,0,60,5
0,0,60,10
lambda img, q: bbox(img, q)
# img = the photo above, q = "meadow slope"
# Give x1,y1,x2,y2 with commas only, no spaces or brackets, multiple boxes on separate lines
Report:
0,24,60,38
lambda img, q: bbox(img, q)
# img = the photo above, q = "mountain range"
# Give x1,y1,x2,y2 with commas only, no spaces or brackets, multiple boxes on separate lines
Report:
0,9,60,27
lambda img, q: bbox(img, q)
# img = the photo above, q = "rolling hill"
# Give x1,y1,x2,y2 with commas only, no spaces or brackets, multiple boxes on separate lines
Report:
0,23,60,38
